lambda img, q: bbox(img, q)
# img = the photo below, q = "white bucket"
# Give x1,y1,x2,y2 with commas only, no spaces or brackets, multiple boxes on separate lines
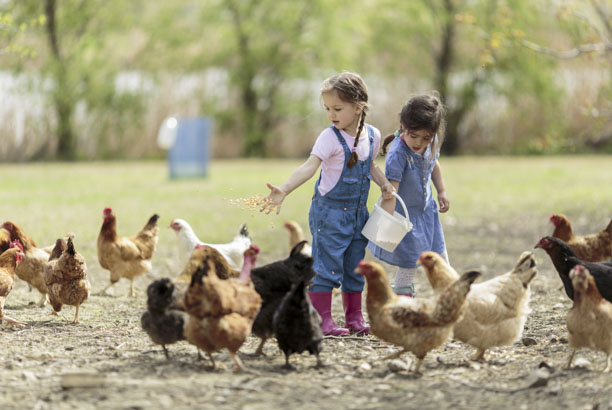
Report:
362,192,413,252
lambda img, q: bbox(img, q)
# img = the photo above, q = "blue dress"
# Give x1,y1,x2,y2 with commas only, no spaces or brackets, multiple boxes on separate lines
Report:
369,135,446,268
309,126,374,293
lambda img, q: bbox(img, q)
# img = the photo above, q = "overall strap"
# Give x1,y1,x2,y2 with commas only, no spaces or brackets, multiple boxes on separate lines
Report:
330,126,351,160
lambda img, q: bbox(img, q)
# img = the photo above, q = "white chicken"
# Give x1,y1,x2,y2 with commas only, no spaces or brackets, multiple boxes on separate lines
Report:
170,219,251,271
419,251,538,361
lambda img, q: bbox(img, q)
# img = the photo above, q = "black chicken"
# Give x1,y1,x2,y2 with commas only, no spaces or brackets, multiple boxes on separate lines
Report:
141,278,188,359
273,278,323,369
251,241,315,355
535,236,612,302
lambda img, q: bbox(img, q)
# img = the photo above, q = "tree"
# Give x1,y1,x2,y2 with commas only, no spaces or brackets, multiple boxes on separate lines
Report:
365,0,564,155
6,0,146,160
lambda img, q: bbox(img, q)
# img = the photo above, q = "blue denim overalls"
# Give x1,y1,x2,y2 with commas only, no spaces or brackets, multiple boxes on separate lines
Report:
309,125,374,293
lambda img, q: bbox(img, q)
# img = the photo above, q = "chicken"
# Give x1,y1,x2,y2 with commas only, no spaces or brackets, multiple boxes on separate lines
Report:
44,236,90,323
355,260,480,373
2,221,50,305
170,218,251,270
183,245,261,372
273,278,323,368
550,213,612,262
535,236,612,303
0,241,25,326
141,278,189,359
97,208,159,296
251,241,315,356
283,221,312,257
419,251,538,361
175,243,240,283
0,228,10,254
566,265,612,372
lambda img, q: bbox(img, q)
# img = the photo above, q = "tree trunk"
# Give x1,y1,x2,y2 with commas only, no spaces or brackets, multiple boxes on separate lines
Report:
434,0,459,155
44,0,76,160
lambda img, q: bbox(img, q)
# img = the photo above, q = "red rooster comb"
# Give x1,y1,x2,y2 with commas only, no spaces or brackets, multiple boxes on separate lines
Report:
9,240,23,252
249,244,260,255
103,207,113,216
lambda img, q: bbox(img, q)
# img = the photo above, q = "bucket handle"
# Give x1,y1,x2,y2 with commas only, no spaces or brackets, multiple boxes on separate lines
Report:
377,192,411,230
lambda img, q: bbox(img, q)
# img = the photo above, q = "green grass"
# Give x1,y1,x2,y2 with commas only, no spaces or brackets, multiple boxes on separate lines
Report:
1,156,611,280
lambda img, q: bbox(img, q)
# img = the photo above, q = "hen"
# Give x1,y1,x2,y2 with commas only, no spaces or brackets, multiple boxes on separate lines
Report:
97,208,159,296
183,245,261,372
283,221,312,257
2,221,51,305
535,236,612,302
251,241,315,356
44,236,91,323
550,213,612,262
141,278,189,359
566,265,612,372
176,243,240,283
273,278,323,368
419,251,537,361
170,218,251,270
356,260,479,373
0,228,10,254
0,241,25,326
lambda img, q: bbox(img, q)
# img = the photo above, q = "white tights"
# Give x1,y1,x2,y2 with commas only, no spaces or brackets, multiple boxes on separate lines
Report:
394,249,450,288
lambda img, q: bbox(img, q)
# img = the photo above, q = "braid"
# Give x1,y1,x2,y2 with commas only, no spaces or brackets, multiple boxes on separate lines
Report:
347,111,366,169
381,132,397,156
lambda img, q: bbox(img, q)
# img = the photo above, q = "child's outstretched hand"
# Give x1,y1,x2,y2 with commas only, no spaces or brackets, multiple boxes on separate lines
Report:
438,191,450,213
259,183,287,215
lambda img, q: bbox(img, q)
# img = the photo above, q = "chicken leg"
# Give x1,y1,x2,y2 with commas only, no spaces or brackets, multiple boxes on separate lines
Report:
254,338,267,356
229,351,245,373
73,304,81,324
37,293,48,307
0,315,26,326
383,348,407,361
473,348,486,361
414,357,425,374
129,279,136,297
604,355,611,373
566,349,577,369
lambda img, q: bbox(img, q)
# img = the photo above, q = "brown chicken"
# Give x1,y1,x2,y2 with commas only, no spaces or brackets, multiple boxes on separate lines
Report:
550,213,612,262
175,243,240,283
2,221,51,305
0,241,25,326
44,236,91,323
283,221,312,257
97,208,159,296
419,251,537,361
356,260,479,373
566,265,612,372
0,228,10,254
183,245,261,372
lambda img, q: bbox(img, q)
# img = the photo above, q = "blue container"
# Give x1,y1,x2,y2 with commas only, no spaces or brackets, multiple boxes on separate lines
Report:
168,117,211,178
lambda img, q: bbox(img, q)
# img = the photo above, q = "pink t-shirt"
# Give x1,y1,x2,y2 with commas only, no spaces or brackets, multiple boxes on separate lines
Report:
311,125,381,196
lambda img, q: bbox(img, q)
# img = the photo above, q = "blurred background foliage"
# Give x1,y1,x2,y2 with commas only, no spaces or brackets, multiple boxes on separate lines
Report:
1,0,612,161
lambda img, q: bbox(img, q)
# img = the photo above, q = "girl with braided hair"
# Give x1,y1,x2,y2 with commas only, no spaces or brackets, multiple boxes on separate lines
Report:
261,72,394,336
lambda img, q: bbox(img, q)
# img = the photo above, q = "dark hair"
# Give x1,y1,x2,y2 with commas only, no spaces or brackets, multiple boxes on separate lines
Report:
321,72,369,169
381,93,446,161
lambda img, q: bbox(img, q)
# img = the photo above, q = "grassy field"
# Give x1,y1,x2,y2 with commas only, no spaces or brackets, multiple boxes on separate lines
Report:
1,156,611,272
1,156,612,409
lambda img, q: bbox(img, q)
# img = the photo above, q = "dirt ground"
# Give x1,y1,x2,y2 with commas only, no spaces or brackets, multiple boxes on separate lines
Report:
1,214,611,410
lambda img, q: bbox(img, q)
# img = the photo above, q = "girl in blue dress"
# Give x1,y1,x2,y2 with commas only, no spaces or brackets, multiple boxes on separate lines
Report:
370,93,450,296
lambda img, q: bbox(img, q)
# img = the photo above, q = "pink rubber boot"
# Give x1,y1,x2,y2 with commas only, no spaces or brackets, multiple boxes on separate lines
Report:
308,291,350,336
342,292,370,335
